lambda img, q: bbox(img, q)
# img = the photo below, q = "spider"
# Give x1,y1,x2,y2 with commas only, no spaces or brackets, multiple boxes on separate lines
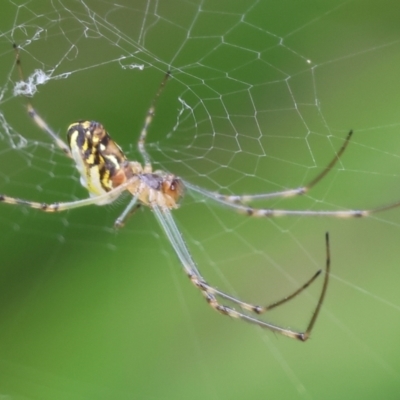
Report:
3,44,398,341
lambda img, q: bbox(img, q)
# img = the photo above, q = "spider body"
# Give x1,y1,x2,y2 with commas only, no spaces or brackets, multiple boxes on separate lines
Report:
67,120,184,211
11,43,400,341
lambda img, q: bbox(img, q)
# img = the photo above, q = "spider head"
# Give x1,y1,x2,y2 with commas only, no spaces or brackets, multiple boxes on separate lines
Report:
140,173,184,208
162,175,184,203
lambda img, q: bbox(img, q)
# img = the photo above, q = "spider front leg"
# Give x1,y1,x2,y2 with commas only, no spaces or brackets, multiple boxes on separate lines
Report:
211,130,354,205
185,128,400,218
188,183,400,218
137,71,171,172
153,204,330,341
184,129,354,211
13,44,72,158
0,178,135,213
184,130,359,218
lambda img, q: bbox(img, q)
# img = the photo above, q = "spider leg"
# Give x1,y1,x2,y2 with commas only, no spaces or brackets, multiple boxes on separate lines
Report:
137,71,170,172
0,177,135,212
185,180,400,218
114,191,141,229
13,44,72,158
114,204,142,229
250,269,322,313
158,207,325,313
152,205,330,341
212,130,353,204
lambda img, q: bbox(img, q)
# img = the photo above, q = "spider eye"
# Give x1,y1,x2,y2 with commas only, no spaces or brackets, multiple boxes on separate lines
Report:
162,177,184,201
169,179,177,191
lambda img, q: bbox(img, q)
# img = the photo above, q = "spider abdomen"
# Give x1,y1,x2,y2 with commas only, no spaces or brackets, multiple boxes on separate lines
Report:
67,120,133,203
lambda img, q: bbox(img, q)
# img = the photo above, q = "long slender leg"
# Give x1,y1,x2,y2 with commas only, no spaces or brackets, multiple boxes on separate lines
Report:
185,130,352,204
160,206,324,314
13,44,72,158
158,206,321,314
153,204,330,341
301,232,330,341
114,193,141,229
137,71,170,172
0,178,135,212
185,180,400,218
257,269,322,313
213,130,353,204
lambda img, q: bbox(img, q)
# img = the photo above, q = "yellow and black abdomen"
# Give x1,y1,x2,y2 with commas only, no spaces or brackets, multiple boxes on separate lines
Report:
67,120,131,204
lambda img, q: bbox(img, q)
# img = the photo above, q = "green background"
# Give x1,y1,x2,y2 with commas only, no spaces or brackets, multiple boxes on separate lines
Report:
0,1,400,399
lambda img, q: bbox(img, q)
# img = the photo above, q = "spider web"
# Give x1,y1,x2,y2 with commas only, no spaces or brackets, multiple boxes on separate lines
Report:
0,1,400,399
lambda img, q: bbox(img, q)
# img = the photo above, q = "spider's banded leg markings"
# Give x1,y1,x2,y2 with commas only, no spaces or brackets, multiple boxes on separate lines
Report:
185,181,400,218
138,71,171,172
0,179,136,212
194,278,307,341
0,195,61,211
213,130,353,205
153,205,330,341
241,208,368,218
13,44,72,158
188,267,322,314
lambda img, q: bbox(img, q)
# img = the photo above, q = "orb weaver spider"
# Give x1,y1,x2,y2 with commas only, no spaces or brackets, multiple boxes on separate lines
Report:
2,44,399,341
